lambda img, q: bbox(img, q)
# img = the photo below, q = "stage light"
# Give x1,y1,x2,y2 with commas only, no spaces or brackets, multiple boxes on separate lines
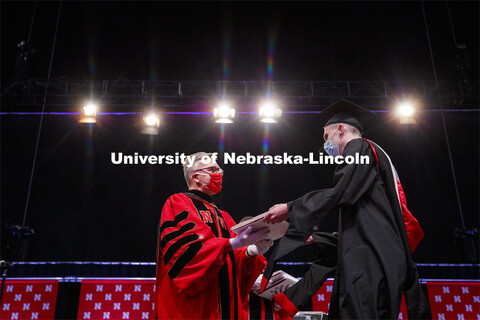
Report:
213,101,235,123
79,102,97,123
144,113,160,127
259,100,282,123
394,101,416,124
141,112,160,135
396,102,415,117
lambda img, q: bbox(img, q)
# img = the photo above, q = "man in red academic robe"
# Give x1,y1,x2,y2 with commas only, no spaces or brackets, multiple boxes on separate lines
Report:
155,152,272,320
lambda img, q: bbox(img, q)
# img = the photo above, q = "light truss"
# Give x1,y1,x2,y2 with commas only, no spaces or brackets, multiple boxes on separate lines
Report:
1,79,478,111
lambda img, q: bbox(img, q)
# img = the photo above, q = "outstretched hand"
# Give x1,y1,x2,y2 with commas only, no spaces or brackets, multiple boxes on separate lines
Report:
230,226,269,250
263,203,288,224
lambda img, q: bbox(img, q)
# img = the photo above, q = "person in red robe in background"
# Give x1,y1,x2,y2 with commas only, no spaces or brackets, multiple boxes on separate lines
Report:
155,152,273,319
243,274,286,320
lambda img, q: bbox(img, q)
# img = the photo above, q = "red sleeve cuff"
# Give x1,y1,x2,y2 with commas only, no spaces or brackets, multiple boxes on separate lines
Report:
222,238,234,261
273,292,299,318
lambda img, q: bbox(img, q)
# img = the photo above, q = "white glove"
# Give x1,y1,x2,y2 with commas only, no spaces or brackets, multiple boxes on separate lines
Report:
230,226,268,250
273,301,282,312
252,275,263,295
252,275,273,295
271,283,292,296
247,238,274,257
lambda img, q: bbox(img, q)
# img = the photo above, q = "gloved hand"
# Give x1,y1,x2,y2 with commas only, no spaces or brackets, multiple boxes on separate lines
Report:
247,238,274,257
252,275,274,295
230,226,268,250
273,301,282,312
252,275,263,295
272,284,292,313
271,283,292,296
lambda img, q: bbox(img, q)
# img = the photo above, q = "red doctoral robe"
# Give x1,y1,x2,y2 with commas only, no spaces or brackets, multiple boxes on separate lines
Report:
155,190,266,320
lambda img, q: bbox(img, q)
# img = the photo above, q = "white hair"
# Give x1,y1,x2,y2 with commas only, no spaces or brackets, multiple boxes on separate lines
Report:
343,123,362,136
183,152,214,187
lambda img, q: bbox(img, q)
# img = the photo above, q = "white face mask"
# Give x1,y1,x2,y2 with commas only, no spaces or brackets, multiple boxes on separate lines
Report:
323,127,340,157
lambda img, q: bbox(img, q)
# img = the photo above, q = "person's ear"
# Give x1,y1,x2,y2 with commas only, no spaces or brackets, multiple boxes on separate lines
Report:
338,124,345,136
191,173,199,184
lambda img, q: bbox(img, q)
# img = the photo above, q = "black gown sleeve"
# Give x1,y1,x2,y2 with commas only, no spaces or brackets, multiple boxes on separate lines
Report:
283,232,338,309
263,139,378,291
288,139,377,238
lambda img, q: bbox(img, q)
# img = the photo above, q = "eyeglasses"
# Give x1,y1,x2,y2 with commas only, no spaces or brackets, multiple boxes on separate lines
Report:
194,166,224,175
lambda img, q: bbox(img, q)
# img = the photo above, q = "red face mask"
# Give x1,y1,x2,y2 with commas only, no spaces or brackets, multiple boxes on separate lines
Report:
197,172,223,194
206,173,223,194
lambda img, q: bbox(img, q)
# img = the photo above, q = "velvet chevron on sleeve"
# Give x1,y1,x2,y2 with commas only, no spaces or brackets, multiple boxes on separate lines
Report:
155,191,266,320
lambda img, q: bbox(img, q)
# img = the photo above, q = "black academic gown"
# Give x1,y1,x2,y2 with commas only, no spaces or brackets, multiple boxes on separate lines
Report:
282,232,338,310
265,138,429,319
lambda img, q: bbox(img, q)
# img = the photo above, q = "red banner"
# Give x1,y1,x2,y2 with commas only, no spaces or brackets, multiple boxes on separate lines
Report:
77,280,155,320
0,280,58,320
311,279,408,319
2,277,478,319
311,280,334,314
427,281,480,320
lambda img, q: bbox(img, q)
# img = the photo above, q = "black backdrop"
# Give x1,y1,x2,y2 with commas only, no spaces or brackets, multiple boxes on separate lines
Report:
1,109,478,263
1,0,479,264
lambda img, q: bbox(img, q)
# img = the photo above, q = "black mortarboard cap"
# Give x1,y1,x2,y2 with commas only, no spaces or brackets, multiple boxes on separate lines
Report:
320,99,375,134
